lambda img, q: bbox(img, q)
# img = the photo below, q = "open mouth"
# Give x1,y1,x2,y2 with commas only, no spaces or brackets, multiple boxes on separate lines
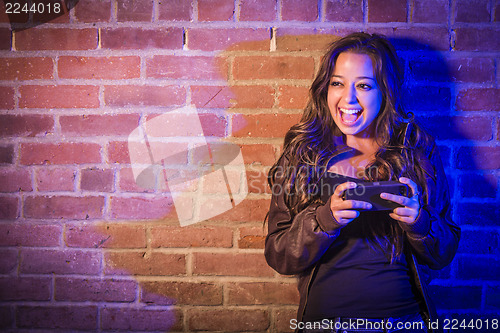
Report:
339,107,362,124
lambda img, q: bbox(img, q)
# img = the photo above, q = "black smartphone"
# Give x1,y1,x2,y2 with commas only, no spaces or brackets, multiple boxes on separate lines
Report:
342,181,410,211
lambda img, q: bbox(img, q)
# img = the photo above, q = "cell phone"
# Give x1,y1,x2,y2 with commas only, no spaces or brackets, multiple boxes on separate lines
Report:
342,181,410,211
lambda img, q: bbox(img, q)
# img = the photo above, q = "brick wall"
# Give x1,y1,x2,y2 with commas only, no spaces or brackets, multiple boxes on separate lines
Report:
0,0,498,332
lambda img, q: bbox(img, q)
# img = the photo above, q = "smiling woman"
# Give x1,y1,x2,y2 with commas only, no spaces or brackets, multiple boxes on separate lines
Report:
328,52,382,138
264,33,461,333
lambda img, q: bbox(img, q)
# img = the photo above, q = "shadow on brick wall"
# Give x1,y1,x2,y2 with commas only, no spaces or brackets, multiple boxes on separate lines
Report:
391,37,499,323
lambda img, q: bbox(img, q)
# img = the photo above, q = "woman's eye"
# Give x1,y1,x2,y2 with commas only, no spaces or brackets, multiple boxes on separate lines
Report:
330,81,342,86
357,83,372,90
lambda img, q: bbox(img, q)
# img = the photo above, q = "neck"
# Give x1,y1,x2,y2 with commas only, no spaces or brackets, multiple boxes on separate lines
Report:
345,134,379,155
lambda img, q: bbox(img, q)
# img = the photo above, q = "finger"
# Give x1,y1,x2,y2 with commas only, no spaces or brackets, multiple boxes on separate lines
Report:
380,193,418,208
399,177,419,197
339,200,372,210
333,181,358,198
335,210,360,220
394,207,418,217
389,212,415,224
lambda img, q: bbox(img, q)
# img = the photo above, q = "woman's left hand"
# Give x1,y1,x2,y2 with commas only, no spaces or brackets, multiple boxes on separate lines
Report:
380,177,421,224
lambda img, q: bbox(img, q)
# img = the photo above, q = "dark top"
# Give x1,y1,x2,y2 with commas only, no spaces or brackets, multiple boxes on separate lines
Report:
303,173,421,321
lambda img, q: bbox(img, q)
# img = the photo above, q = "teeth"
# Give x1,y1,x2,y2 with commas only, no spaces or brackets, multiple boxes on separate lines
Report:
339,108,362,114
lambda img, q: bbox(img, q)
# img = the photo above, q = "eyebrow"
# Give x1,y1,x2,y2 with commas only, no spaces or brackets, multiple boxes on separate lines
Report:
331,75,376,81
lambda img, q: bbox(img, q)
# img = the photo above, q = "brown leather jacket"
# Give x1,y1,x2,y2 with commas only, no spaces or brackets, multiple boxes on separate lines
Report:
264,137,460,332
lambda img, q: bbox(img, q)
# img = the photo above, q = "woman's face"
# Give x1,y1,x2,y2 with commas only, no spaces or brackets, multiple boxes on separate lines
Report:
327,52,383,139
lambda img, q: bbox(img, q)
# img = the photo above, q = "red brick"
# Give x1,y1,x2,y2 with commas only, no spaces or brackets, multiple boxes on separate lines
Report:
105,251,186,276
0,2,9,22
65,223,146,248
32,2,70,24
36,167,76,192
198,0,234,21
240,0,276,21
326,0,363,22
204,197,270,223
158,0,192,21
20,142,101,165
0,145,13,164
0,277,51,301
498,118,500,141
193,252,274,277
0,28,11,50
368,0,406,22
0,168,31,192
188,309,269,331
281,0,318,21
58,56,140,79
278,85,309,109
369,27,450,51
275,308,296,333
147,55,228,80
447,58,495,83
0,146,14,166
24,195,105,219
247,168,271,195
456,88,500,111
20,249,101,274
17,306,97,330
141,281,222,305
0,114,54,137
19,85,99,109
456,147,500,170
144,113,226,137
109,195,175,220
0,223,60,246
0,249,17,273
118,167,154,193
101,27,182,50
238,225,266,249
232,113,301,138
0,57,53,80
0,87,14,109
151,225,233,248
75,0,112,22
107,141,130,164
233,56,315,80
240,143,278,166
104,85,186,107
188,28,269,51
420,116,494,141
102,307,180,331
454,28,500,51
227,282,299,305
455,0,490,22
412,0,448,23
0,196,19,220
117,0,153,21
80,168,114,192
55,277,137,302
15,28,97,50
274,31,340,52
60,114,140,137
192,85,275,109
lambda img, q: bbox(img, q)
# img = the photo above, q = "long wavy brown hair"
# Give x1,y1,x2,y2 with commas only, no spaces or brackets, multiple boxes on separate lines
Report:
268,32,436,260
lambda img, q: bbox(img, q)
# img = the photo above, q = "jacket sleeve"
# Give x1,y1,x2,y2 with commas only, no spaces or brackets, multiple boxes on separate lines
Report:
264,158,345,275
397,144,461,270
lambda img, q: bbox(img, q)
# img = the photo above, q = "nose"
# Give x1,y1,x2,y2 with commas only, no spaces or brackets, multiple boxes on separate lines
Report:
343,84,357,104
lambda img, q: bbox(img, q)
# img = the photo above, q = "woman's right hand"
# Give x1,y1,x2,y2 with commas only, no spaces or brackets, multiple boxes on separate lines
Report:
330,181,372,225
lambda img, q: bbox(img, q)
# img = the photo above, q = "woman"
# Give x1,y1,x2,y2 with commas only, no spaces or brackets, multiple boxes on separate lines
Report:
264,33,460,333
